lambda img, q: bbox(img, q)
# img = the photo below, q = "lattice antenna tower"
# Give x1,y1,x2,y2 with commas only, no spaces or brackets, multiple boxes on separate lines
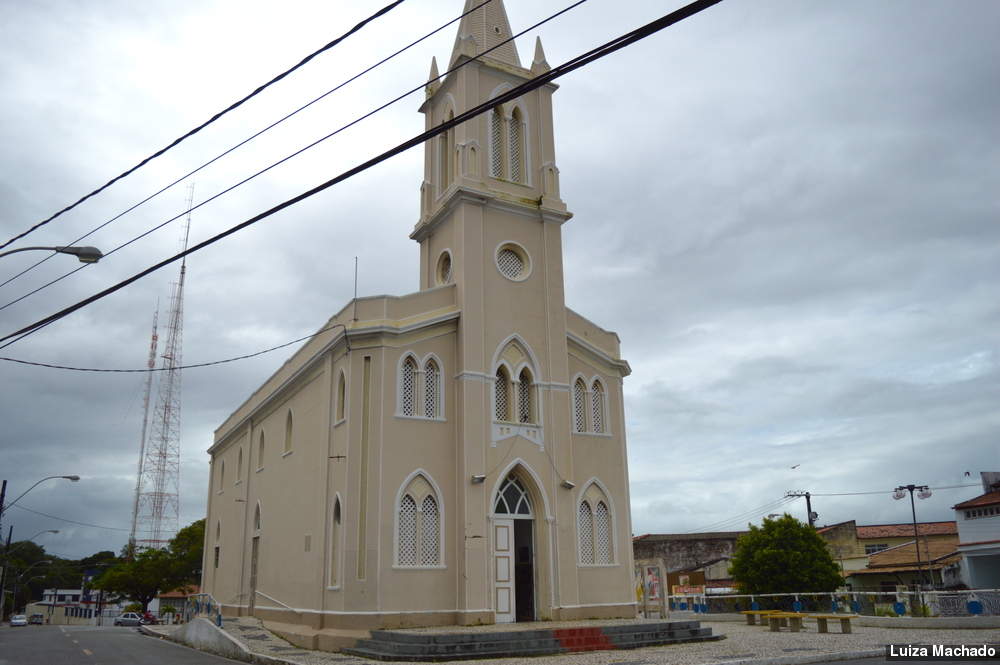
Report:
128,305,159,553
134,183,195,550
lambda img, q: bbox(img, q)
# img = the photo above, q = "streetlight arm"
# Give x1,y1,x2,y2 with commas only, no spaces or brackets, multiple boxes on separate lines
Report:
0,246,102,263
1,476,79,517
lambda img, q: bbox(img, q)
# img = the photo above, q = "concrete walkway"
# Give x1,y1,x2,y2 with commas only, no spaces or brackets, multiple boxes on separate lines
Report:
147,616,1000,665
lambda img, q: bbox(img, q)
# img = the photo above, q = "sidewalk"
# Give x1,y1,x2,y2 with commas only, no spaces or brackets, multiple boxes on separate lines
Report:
149,616,1000,665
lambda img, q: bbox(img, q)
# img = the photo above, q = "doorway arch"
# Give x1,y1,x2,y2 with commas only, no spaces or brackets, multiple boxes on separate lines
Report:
491,469,541,623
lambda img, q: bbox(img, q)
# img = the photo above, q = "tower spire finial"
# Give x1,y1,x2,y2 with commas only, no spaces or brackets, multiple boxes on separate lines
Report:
450,0,521,68
531,36,550,75
426,56,441,97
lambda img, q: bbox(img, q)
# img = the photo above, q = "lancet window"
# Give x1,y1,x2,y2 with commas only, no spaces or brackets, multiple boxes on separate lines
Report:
395,473,443,567
578,483,615,565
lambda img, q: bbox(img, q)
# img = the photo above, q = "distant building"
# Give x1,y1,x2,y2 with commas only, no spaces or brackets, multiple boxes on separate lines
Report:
817,520,958,578
632,532,742,592
949,472,1000,588
843,537,960,591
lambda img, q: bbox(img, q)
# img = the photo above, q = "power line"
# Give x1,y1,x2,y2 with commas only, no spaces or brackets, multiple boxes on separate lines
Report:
0,323,349,373
0,0,725,350
0,0,495,294
685,495,796,533
0,0,408,252
808,483,979,497
10,504,130,532
0,0,573,314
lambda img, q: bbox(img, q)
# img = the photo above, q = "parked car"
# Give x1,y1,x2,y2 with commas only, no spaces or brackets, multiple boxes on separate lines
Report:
9,615,28,627
113,612,142,626
28,614,44,625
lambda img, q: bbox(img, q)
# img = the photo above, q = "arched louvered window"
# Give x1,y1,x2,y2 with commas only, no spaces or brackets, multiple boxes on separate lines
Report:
595,501,612,564
420,495,440,565
284,410,293,454
490,107,504,178
396,473,443,567
398,495,418,566
400,356,417,416
336,371,346,422
591,379,606,434
578,501,594,564
495,366,511,421
509,108,523,183
573,378,587,432
517,368,534,424
424,359,440,418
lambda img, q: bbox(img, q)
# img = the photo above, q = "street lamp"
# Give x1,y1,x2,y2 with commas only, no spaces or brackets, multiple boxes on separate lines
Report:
893,484,932,610
0,246,103,263
1,475,80,518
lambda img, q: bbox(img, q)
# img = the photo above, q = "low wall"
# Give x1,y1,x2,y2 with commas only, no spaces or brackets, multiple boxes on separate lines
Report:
169,618,250,661
692,612,1000,629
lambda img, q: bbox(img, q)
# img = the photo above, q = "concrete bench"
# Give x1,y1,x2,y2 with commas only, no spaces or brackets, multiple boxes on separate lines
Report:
740,610,780,626
809,614,858,634
767,612,807,632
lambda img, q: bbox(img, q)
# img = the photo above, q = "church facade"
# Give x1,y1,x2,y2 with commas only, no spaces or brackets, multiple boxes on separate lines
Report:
202,0,635,645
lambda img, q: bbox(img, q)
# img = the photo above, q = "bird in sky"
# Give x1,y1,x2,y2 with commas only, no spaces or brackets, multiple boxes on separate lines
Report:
790,464,801,470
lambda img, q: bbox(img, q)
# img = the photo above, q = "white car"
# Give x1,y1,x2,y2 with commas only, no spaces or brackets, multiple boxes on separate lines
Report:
113,612,142,626
9,615,28,627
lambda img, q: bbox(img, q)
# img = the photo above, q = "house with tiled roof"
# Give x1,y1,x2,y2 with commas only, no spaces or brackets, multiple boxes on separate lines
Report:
950,472,1000,589
817,519,958,579
843,536,960,591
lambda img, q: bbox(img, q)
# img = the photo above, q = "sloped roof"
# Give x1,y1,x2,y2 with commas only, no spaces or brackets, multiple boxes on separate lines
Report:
953,490,1000,510
867,537,958,567
633,531,745,542
856,522,956,539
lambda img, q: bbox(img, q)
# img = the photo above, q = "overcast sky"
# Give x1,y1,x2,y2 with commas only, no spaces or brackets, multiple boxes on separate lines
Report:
0,0,997,560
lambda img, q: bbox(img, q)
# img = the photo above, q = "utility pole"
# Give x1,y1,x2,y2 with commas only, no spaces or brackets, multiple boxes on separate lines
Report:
785,491,817,527
893,483,932,610
0,525,11,620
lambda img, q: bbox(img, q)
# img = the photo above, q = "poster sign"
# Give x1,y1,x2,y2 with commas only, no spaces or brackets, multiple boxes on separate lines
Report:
645,566,662,600
672,584,706,595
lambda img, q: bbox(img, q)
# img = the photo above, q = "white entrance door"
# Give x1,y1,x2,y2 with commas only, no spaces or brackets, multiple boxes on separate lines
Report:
493,518,515,623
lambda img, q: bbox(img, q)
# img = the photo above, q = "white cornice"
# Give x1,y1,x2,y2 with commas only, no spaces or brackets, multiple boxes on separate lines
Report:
566,331,631,376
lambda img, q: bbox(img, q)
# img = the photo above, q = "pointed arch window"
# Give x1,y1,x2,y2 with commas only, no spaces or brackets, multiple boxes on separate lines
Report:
494,475,532,516
490,107,504,178
257,432,265,471
330,498,342,586
578,501,594,564
424,359,440,418
494,366,511,421
573,378,587,433
254,504,262,532
400,356,417,416
509,107,524,183
591,379,606,434
218,460,225,491
578,484,616,565
236,448,243,483
336,371,346,422
517,368,534,424
284,410,293,454
395,473,443,567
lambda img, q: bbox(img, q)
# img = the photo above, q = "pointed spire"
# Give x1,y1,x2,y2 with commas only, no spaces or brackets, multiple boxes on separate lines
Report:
426,56,441,98
449,0,522,68
530,36,550,75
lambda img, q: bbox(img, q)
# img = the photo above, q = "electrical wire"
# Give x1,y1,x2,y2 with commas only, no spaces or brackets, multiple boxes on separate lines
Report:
685,496,798,533
0,323,348,372
0,0,495,293
0,0,725,350
10,504,130,532
808,483,980,497
0,0,408,252
0,0,578,314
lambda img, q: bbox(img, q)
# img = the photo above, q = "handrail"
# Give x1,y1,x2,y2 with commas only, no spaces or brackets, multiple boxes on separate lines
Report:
254,590,301,613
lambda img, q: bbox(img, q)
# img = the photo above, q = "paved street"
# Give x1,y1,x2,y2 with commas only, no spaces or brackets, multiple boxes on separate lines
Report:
0,624,239,665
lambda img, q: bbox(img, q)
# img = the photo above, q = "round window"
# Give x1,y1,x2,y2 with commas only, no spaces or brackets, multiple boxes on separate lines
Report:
436,250,452,285
495,243,529,281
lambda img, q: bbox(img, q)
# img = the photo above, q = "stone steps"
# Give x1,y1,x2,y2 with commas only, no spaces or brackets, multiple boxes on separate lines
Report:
343,620,722,661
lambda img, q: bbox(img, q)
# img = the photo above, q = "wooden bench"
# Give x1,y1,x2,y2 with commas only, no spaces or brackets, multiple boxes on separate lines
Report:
740,609,780,625
768,612,807,632
809,614,858,634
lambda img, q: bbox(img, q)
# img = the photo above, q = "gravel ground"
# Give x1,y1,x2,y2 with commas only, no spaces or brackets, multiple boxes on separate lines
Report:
186,616,1000,665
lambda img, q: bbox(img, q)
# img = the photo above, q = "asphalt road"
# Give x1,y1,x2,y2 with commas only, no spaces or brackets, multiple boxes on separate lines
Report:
0,624,240,665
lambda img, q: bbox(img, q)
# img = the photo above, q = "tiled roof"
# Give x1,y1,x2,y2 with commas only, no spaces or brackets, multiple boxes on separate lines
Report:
846,554,961,576
867,537,958,567
855,522,956,539
953,490,1000,510
633,531,746,542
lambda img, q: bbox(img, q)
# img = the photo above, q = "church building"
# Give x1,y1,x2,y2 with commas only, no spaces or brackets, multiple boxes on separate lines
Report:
202,0,636,647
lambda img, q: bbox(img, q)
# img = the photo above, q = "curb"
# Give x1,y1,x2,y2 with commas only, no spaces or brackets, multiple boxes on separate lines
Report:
139,619,301,665
705,649,884,665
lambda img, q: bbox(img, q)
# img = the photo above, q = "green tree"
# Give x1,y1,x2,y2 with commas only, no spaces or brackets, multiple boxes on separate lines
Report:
93,547,177,611
169,518,204,588
729,514,842,594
